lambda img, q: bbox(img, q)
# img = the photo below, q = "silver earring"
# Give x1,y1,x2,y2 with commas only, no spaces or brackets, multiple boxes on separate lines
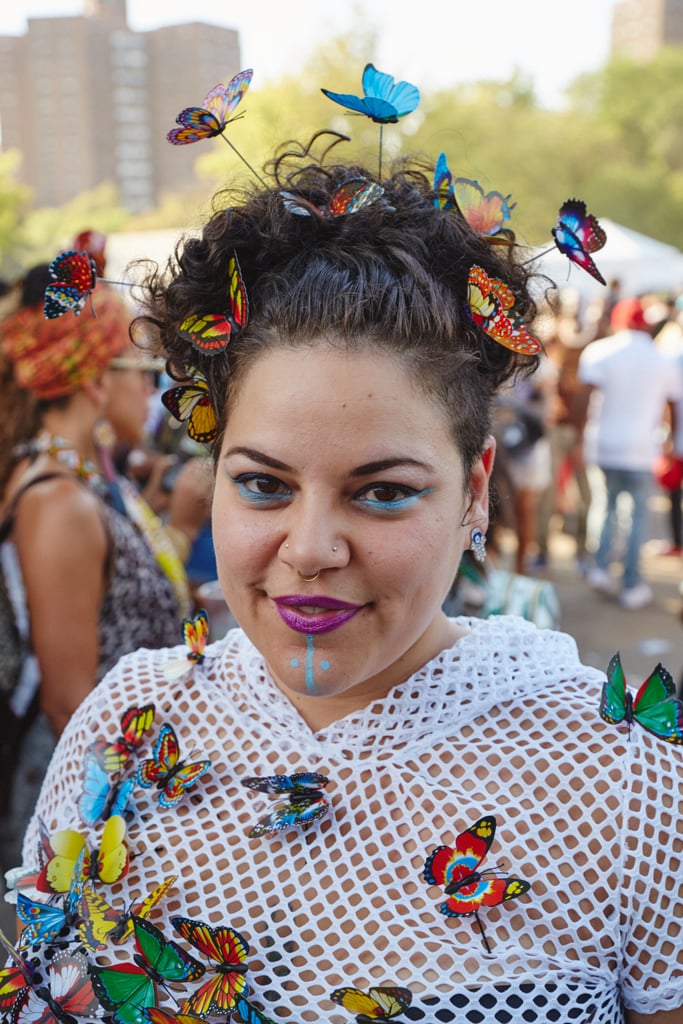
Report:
470,528,487,563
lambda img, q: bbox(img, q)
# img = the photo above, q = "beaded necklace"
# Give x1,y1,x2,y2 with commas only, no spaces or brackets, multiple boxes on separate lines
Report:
13,434,106,494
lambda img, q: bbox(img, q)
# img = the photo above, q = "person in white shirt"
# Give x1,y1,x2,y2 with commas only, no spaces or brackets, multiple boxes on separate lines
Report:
578,297,682,609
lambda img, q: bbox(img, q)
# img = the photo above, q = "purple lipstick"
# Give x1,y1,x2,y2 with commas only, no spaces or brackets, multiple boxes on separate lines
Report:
273,594,363,634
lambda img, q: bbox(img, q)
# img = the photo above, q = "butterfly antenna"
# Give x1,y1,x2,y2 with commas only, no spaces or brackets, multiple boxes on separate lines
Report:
219,134,268,187
474,911,492,955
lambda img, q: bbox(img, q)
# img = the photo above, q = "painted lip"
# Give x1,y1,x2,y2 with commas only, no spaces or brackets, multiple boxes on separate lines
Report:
273,595,364,635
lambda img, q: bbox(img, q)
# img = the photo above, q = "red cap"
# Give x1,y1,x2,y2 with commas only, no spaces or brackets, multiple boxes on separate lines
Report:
610,297,647,331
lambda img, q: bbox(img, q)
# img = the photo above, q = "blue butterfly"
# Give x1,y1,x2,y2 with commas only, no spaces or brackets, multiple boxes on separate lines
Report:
17,849,86,947
241,772,330,837
78,749,136,827
234,995,276,1023
322,63,419,124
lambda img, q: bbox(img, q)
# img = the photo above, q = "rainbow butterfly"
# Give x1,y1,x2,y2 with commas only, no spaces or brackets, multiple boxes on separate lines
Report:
161,376,217,445
167,68,253,145
90,703,156,773
12,950,99,1024
281,178,385,219
178,253,249,356
599,652,683,743
551,198,607,284
467,265,541,355
171,916,249,1016
44,250,97,319
78,748,136,827
423,814,530,953
164,609,211,680
90,916,205,1024
0,928,36,1012
241,771,330,838
136,724,212,809
78,874,177,951
330,986,413,1022
17,848,86,947
322,63,419,124
434,153,515,237
35,814,129,894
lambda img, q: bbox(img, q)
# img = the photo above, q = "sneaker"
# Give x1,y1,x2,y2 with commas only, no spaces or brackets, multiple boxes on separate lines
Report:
587,567,618,596
619,583,653,610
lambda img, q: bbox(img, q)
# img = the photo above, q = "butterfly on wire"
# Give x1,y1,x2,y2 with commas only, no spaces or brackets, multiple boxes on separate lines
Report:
241,771,330,837
434,151,516,238
466,265,541,356
551,198,607,284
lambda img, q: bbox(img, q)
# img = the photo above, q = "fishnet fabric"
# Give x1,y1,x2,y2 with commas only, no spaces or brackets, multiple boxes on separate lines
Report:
21,616,683,1022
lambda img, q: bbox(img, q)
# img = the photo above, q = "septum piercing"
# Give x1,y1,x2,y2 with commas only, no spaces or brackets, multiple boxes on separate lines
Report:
300,570,320,583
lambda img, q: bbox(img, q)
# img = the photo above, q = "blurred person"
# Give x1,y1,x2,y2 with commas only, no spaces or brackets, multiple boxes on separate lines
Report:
652,301,683,556
578,296,682,609
0,264,192,872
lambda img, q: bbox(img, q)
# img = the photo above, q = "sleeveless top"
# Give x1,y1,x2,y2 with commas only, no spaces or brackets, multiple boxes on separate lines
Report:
19,616,683,1023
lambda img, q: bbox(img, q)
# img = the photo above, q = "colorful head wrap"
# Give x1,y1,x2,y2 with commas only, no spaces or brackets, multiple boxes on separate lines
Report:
1,287,131,400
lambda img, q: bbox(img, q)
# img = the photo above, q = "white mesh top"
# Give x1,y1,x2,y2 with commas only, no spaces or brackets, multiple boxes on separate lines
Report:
20,615,683,1023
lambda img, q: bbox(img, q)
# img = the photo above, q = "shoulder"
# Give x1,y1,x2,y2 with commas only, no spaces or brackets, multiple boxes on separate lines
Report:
11,473,104,526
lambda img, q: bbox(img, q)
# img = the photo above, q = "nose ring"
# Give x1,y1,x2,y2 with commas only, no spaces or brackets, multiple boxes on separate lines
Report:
299,570,320,583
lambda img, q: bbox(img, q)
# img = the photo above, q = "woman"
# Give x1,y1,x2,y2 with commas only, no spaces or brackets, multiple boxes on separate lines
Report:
16,157,682,1024
0,266,191,871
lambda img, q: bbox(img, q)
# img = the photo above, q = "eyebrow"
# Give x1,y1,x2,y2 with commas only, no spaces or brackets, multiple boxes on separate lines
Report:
224,447,434,476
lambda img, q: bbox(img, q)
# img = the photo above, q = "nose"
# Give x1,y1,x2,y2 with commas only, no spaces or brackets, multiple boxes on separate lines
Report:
280,493,349,576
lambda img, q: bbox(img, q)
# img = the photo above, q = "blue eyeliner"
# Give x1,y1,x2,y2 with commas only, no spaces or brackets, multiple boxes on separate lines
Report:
359,487,435,512
227,472,291,504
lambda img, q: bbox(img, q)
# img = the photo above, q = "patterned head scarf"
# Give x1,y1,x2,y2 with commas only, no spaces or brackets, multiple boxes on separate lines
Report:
1,287,132,400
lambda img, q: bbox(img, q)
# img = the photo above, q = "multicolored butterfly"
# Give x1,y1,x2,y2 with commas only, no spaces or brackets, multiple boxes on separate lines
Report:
78,748,136,827
171,916,249,1016
466,265,541,355
136,724,212,809
599,652,683,743
423,815,530,953
90,703,156,774
4,820,56,900
144,1009,205,1024
161,376,218,445
433,153,515,236
35,814,129,894
330,986,413,1022
17,849,86,947
322,64,419,124
90,916,205,1024
167,69,253,145
78,874,177,951
44,250,97,319
241,771,330,837
234,996,278,1024
12,951,99,1024
551,199,607,285
178,253,249,356
281,178,385,219
164,610,211,680
0,927,36,1010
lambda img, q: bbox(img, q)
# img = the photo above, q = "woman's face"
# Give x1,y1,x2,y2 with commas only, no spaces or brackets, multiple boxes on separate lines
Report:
103,351,156,446
212,346,494,710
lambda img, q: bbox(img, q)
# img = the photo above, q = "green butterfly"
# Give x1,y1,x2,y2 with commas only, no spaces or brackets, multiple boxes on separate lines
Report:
90,915,205,1024
599,652,683,743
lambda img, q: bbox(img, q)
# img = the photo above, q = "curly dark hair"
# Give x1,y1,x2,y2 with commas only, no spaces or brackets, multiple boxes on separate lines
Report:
135,138,543,479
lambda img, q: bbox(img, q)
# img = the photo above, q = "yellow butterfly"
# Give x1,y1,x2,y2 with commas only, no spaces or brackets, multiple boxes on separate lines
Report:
161,376,218,445
38,815,129,893
79,875,177,950
329,985,413,1020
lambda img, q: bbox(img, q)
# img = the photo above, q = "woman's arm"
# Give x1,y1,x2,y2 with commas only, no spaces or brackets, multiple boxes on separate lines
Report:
14,477,108,735
627,1011,683,1023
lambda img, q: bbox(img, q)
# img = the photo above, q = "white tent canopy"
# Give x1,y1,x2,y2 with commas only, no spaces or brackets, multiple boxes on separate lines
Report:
530,218,683,302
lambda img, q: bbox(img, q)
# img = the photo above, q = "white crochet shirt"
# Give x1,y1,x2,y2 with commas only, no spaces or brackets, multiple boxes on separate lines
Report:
22,615,683,1023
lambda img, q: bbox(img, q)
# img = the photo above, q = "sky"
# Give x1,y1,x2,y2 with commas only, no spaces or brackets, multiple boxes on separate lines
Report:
0,0,620,109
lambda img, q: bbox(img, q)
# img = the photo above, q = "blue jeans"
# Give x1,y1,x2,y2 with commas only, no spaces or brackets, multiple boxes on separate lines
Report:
594,467,652,589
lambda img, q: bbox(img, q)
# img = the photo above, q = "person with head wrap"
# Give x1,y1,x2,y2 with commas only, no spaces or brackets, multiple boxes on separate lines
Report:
0,264,193,873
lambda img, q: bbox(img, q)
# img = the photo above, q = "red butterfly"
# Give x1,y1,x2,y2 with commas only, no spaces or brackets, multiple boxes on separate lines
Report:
167,69,253,145
171,916,250,1016
90,703,156,773
467,265,541,355
281,178,385,218
12,951,99,1024
136,724,211,809
423,815,530,952
179,253,248,356
44,250,97,319
551,198,607,284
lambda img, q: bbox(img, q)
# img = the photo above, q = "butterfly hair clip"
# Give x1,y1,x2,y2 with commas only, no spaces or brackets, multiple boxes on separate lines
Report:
167,68,265,185
164,609,211,680
241,771,330,838
434,152,516,238
281,177,385,219
599,652,683,743
43,249,132,320
527,198,606,284
170,916,250,1017
466,265,541,356
423,814,531,953
161,374,218,445
178,253,249,358
322,63,420,179
330,985,413,1022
